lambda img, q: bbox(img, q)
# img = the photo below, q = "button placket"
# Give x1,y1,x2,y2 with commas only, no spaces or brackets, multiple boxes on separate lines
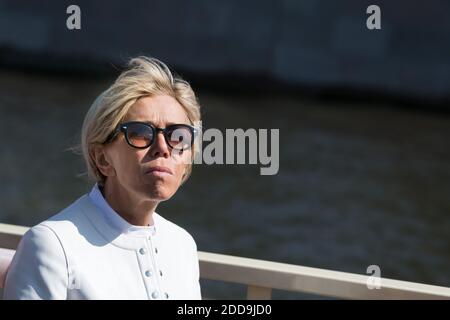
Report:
136,238,157,299
146,234,166,300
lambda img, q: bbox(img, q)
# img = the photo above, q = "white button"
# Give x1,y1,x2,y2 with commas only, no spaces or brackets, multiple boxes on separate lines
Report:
139,248,146,255
151,291,159,299
145,270,152,277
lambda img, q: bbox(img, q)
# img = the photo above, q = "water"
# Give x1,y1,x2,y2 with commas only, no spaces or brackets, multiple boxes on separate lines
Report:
1,69,449,299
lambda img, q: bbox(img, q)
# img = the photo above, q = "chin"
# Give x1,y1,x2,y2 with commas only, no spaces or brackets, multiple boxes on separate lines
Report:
144,185,176,202
139,176,179,200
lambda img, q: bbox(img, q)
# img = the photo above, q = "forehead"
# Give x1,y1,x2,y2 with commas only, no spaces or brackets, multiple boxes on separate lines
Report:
124,95,189,125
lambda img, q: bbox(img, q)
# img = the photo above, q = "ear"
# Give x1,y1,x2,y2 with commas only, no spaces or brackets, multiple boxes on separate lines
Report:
91,145,116,177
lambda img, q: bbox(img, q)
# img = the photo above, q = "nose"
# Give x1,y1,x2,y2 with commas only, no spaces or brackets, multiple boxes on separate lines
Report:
149,131,170,158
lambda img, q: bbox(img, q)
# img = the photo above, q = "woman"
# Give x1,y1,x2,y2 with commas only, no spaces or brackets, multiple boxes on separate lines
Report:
3,57,202,300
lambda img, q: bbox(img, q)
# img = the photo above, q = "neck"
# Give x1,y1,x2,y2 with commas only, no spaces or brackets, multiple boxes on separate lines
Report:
101,180,158,226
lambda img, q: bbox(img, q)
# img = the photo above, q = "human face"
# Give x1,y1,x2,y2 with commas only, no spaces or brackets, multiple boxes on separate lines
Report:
101,95,192,201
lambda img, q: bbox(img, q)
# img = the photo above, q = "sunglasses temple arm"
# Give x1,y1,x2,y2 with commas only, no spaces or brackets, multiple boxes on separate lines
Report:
104,127,121,144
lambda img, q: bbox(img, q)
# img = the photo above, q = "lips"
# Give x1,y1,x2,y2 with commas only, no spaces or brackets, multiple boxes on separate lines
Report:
145,166,173,175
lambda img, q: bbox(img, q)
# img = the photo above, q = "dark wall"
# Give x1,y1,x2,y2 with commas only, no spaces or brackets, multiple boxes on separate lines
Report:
0,0,449,103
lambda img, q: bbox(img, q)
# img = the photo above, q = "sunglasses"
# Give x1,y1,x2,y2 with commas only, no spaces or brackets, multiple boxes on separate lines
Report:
104,121,197,151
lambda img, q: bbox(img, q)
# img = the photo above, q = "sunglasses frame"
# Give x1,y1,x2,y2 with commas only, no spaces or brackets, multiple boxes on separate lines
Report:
104,121,198,150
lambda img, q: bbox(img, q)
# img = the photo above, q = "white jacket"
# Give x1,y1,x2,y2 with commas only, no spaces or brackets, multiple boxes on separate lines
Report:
3,194,202,300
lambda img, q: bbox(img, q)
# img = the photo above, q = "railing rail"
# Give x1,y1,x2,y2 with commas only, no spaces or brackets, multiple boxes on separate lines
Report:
1,223,450,299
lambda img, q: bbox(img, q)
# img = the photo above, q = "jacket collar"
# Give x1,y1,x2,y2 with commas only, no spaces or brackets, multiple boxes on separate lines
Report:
88,183,156,237
75,194,164,250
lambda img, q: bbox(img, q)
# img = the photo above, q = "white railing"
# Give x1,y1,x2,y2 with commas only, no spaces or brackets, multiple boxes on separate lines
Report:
1,223,450,299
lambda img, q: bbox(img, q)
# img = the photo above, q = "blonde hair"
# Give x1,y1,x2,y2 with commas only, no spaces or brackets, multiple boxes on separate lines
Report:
80,56,201,185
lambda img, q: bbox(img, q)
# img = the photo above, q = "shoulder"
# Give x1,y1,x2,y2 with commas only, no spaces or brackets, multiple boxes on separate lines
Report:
4,222,70,299
45,194,92,225
15,194,94,258
17,195,102,258
38,195,95,239
154,213,197,250
19,224,64,257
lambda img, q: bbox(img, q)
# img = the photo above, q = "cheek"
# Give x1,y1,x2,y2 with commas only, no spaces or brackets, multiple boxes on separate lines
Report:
171,151,191,181
112,149,143,178
173,164,187,183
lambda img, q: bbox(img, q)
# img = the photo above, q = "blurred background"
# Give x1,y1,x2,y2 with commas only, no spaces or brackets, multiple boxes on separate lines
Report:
0,0,449,299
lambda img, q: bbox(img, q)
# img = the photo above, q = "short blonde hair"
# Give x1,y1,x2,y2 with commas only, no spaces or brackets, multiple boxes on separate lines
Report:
80,56,201,185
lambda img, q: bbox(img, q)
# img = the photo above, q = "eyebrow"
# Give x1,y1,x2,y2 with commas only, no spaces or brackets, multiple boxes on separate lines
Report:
132,120,188,127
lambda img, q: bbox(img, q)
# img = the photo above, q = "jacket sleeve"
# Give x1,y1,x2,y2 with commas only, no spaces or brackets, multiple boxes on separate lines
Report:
190,237,202,300
3,224,68,300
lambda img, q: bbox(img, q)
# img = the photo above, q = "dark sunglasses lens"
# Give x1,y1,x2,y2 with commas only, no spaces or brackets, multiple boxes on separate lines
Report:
125,123,153,148
166,126,193,150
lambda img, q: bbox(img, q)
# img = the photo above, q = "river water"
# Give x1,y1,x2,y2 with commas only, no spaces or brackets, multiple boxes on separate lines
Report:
0,70,449,299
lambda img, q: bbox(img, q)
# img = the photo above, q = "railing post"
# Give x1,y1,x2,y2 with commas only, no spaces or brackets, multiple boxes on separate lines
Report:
246,285,272,300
